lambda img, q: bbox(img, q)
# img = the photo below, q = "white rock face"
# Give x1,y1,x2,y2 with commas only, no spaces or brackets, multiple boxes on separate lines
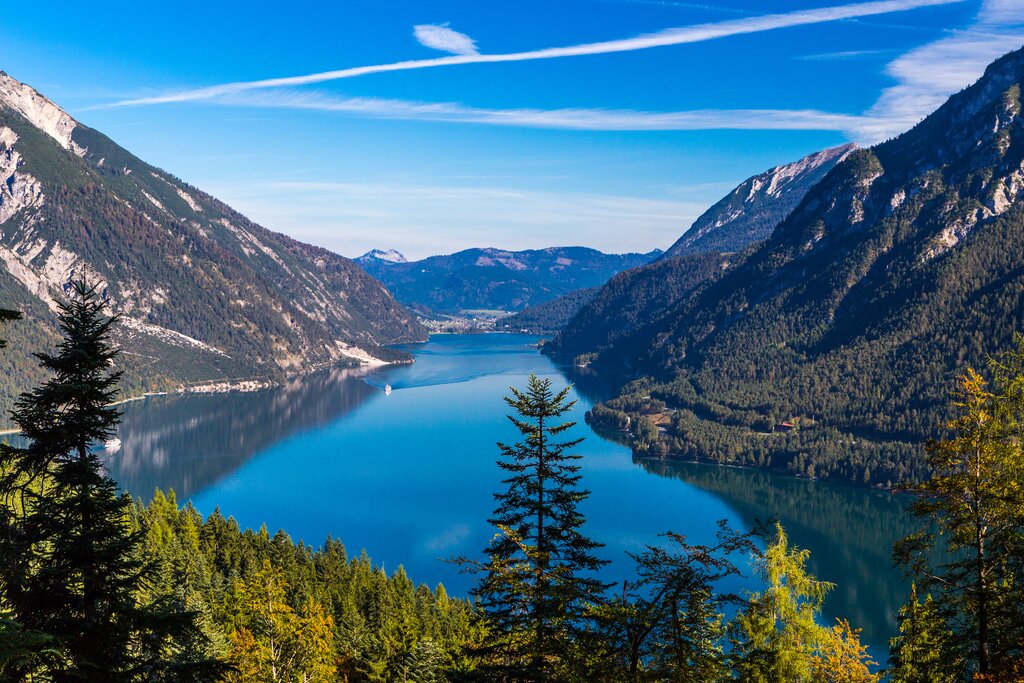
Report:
667,143,858,258
119,316,229,357
0,72,79,151
176,187,202,212
0,239,82,312
765,144,858,198
361,248,408,264
0,127,44,224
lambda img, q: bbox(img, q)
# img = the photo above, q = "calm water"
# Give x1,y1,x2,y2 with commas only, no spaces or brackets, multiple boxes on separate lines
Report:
107,333,918,656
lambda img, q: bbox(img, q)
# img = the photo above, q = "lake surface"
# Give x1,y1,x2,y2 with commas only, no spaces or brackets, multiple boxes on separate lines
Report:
107,333,918,657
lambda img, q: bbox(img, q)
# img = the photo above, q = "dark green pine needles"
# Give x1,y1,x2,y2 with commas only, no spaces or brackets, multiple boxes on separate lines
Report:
0,279,223,682
472,373,609,680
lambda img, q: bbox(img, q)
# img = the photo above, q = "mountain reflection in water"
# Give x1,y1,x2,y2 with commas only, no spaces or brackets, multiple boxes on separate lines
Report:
106,368,377,499
98,334,923,658
638,458,919,649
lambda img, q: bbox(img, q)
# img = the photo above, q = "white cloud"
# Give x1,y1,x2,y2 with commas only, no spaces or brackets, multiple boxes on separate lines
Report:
413,23,479,55
219,88,868,132
105,0,960,107
199,179,708,259
858,0,1024,140
128,0,1020,144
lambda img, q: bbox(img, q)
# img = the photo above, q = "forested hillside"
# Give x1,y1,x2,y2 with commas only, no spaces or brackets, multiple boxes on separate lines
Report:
552,46,1024,486
0,70,424,417
496,287,599,333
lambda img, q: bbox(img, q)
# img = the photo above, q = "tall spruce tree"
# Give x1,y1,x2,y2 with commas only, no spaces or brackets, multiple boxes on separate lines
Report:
0,279,223,682
471,374,607,680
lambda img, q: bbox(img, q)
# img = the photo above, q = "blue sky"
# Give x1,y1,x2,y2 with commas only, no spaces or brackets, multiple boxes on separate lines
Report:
1,0,1021,258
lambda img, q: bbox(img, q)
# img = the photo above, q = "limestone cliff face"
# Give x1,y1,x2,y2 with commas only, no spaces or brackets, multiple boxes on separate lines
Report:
0,69,424,409
663,143,857,258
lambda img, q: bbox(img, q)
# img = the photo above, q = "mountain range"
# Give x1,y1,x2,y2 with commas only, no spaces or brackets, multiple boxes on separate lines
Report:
502,144,854,335
0,70,425,414
356,246,661,314
662,142,857,257
549,46,1024,487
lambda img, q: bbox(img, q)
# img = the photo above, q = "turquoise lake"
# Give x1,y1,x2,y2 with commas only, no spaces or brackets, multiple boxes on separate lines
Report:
106,333,919,657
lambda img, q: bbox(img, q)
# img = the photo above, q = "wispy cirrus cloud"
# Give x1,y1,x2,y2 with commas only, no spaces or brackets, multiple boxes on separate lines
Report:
200,0,1022,144
413,23,479,55
858,0,1024,140
106,0,961,108
220,88,867,132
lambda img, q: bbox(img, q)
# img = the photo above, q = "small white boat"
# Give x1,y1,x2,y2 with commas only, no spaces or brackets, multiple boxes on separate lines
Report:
103,438,122,452
384,384,392,396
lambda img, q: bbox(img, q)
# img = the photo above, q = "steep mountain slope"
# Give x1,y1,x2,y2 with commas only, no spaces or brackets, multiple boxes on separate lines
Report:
554,47,1024,486
664,143,857,258
0,70,424,411
545,146,848,363
357,246,662,314
547,252,732,358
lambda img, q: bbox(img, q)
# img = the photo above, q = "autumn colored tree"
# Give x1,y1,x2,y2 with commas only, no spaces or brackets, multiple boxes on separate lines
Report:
811,619,880,683
730,524,834,683
226,560,336,683
895,344,1024,678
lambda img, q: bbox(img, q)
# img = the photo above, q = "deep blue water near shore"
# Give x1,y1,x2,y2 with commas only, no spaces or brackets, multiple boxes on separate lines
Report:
107,333,917,659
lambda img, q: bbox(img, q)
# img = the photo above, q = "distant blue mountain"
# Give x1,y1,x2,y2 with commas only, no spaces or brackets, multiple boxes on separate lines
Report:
357,246,662,314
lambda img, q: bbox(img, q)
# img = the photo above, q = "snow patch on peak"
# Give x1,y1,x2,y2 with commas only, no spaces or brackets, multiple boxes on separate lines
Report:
0,72,78,150
360,249,407,264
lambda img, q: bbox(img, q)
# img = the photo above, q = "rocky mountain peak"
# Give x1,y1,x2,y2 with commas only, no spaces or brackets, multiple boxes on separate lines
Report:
358,249,408,264
663,143,857,258
0,71,82,154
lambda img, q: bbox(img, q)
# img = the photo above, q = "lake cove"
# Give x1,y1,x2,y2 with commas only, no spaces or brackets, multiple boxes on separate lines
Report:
107,333,918,655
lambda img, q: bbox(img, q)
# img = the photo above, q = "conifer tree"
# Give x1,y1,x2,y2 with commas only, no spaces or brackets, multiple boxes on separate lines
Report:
894,345,1024,678
0,279,223,681
729,524,834,683
470,374,607,680
589,522,759,682
887,584,963,683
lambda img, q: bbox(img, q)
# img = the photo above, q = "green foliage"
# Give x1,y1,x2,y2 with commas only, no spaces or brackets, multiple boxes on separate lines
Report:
467,374,608,679
887,585,963,683
0,279,223,682
137,491,483,682
894,338,1024,679
588,522,759,682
